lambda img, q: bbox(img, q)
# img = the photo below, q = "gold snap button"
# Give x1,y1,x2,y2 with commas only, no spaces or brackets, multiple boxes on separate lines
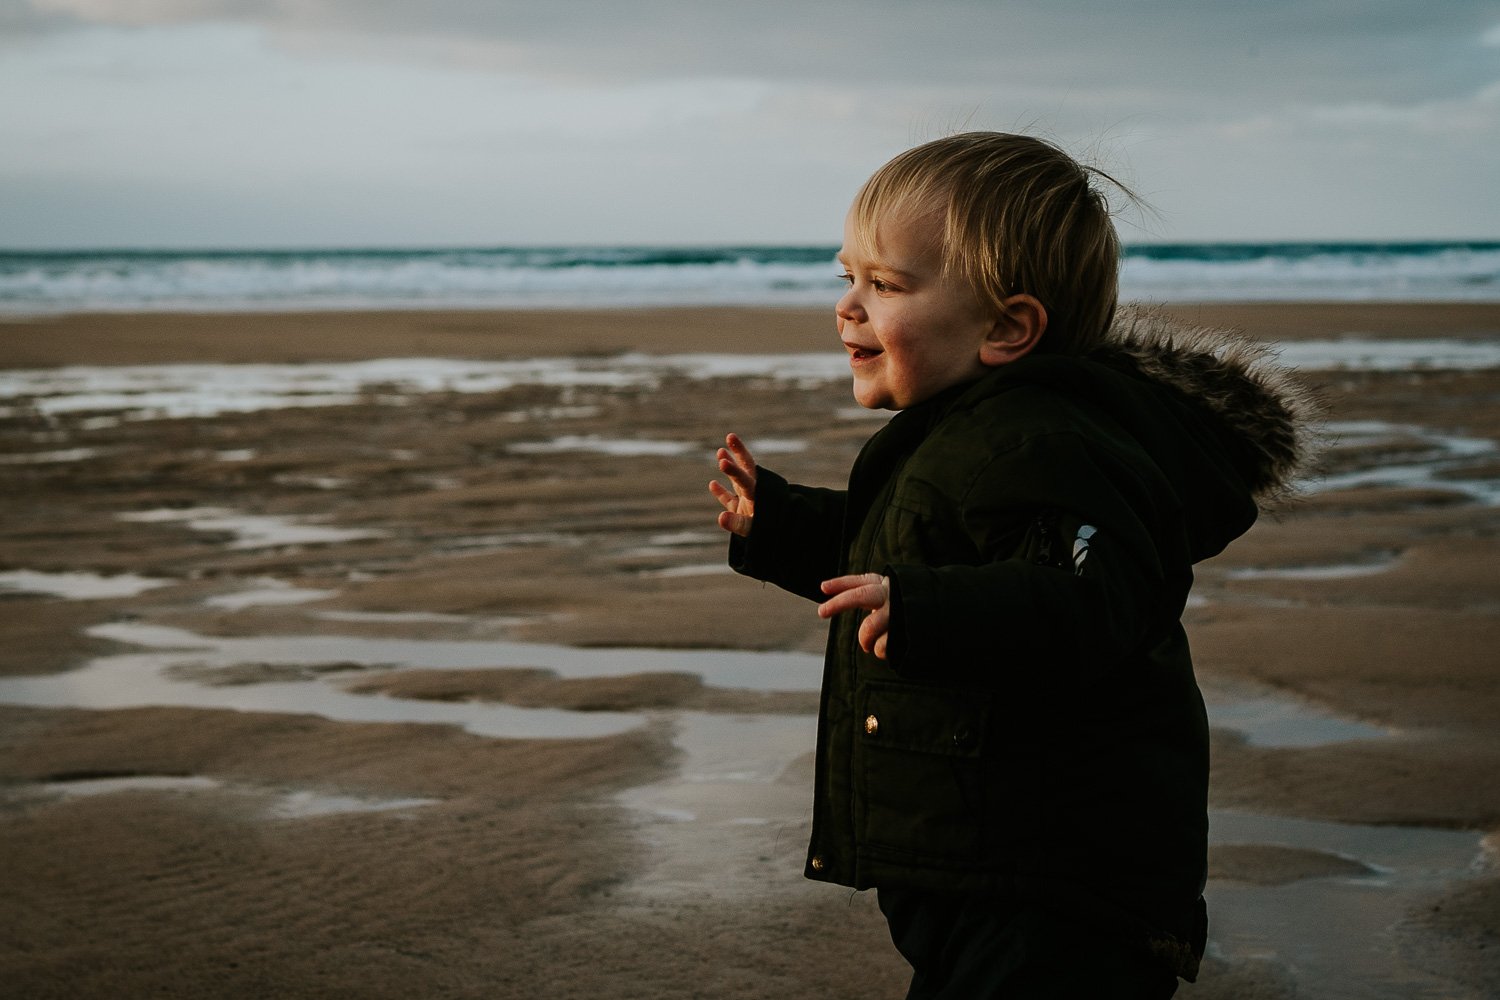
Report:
810,855,826,872
864,714,879,736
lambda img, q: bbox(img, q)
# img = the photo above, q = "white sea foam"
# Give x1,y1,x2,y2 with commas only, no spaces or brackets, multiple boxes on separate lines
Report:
2,243,1496,313
1121,243,1500,303
0,248,845,313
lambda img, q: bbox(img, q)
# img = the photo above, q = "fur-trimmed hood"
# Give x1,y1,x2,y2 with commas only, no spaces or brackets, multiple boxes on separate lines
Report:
974,306,1323,563
1094,308,1324,513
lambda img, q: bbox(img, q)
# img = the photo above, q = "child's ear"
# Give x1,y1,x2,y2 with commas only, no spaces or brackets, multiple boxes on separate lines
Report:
978,294,1047,367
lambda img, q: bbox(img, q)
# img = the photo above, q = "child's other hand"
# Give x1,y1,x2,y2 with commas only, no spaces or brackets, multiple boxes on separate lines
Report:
709,433,757,537
818,574,890,658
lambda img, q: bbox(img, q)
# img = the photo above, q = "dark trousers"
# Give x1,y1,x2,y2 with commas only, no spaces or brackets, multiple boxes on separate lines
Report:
878,888,1180,1000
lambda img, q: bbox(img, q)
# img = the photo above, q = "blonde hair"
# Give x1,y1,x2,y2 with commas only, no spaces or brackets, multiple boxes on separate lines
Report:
851,132,1128,356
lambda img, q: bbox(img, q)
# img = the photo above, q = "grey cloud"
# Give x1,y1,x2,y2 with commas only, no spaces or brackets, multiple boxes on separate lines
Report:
17,0,1497,103
0,0,80,37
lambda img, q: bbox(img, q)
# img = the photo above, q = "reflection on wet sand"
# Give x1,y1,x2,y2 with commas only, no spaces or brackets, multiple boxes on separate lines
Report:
3,310,1498,999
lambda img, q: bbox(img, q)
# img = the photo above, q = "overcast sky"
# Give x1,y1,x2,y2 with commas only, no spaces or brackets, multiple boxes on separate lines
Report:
2,0,1497,248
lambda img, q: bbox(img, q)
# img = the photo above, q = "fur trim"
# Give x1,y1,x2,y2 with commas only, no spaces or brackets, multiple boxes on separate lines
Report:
1099,307,1326,511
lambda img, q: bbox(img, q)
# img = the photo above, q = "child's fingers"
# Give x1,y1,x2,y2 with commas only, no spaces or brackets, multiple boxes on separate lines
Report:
858,604,890,654
819,573,857,596
717,510,751,537
717,458,762,503
724,432,756,469
724,437,758,483
720,452,756,485
708,433,755,539
816,574,888,618
708,479,738,511
716,443,755,478
717,455,756,497
819,573,883,596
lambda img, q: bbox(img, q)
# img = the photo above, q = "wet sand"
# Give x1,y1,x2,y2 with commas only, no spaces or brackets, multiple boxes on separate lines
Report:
2,304,1498,998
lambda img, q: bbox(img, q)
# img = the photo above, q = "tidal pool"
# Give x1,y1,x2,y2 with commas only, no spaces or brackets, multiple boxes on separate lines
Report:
1204,811,1489,999
0,618,1399,749
1310,420,1500,506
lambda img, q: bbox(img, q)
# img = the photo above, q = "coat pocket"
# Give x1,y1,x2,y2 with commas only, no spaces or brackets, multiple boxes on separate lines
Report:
878,480,978,568
854,680,992,863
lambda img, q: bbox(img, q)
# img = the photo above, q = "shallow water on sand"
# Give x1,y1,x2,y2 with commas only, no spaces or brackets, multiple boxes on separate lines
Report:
619,704,1486,999
116,506,383,549
1204,812,1489,999
1311,420,1500,506
0,608,1485,996
16,775,440,820
4,338,1499,423
0,569,171,599
0,618,1395,749
15,635,1458,997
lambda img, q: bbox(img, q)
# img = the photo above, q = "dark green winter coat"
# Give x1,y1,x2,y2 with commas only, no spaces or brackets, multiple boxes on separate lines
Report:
729,312,1317,980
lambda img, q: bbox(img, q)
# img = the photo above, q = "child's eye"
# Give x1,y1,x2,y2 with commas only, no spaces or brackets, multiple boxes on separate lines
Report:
835,272,897,293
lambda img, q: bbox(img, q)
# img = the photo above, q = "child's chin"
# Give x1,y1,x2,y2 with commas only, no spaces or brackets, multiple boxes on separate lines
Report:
851,377,889,410
853,394,898,412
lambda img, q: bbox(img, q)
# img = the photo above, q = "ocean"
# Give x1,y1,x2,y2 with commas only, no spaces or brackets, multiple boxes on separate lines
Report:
1,242,1497,314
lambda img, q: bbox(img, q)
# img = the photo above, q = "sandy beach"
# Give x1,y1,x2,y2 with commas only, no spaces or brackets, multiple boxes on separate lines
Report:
2,303,1498,998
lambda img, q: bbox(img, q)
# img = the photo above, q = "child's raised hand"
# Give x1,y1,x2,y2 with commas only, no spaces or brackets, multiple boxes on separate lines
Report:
709,433,757,538
818,574,891,658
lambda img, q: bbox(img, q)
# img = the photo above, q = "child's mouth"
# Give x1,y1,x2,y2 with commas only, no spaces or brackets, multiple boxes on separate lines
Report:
848,345,883,362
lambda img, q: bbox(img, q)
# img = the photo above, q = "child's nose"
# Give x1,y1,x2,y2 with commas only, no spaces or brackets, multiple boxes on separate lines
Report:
835,287,864,323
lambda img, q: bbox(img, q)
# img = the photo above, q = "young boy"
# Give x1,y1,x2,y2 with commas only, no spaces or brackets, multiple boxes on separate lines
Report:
709,132,1316,998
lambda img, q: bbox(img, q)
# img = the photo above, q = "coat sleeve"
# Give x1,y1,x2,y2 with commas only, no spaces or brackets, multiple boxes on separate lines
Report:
882,431,1179,686
728,466,847,603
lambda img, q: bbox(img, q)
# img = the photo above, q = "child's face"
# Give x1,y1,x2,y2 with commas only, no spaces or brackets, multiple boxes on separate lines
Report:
835,206,998,411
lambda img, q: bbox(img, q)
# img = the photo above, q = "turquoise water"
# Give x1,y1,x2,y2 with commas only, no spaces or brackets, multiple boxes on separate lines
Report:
2,241,1498,312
